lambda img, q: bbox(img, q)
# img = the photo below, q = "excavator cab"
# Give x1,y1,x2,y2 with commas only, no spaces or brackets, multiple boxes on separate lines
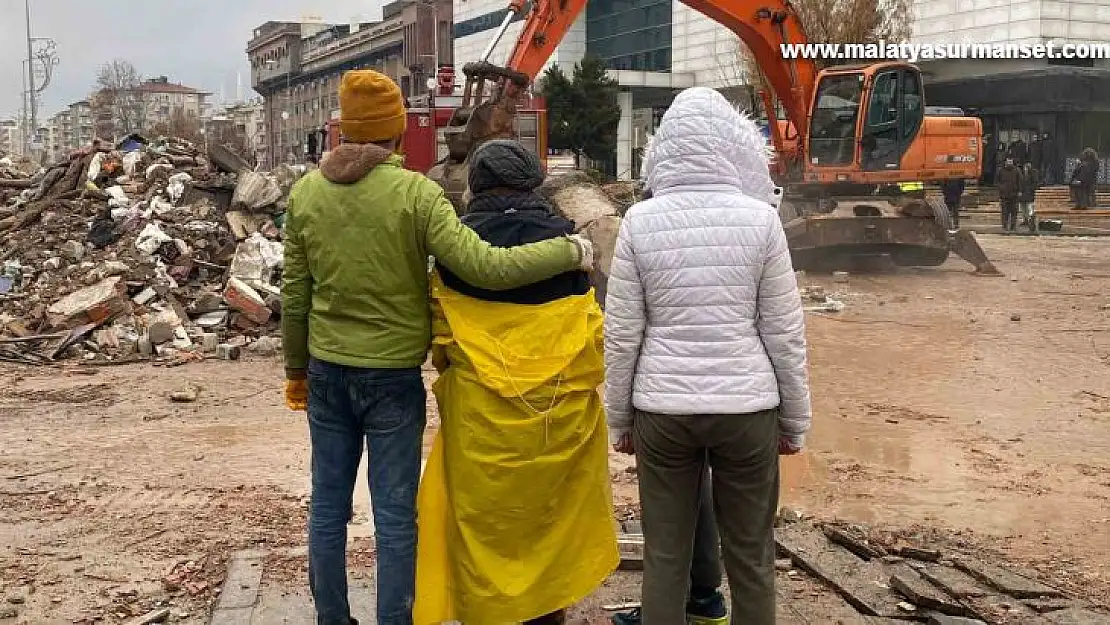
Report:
804,63,979,187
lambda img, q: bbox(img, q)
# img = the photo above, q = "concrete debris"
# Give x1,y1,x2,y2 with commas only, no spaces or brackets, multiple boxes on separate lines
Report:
217,343,241,361
170,386,200,403
224,277,272,325
0,137,297,365
46,277,132,329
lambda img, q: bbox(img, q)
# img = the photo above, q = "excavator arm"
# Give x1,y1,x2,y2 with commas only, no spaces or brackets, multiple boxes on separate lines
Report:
455,0,820,161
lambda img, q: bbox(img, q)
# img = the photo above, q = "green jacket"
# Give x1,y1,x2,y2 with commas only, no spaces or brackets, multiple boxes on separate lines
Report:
282,143,581,373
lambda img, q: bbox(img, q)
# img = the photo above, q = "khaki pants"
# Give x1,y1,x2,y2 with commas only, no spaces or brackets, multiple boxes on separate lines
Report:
634,409,780,625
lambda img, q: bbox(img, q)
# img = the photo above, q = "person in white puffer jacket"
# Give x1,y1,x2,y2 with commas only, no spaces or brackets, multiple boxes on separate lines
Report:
604,87,811,625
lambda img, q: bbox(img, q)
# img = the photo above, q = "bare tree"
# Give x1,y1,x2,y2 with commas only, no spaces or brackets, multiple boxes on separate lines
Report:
795,0,911,54
731,0,913,99
152,108,203,144
93,60,149,138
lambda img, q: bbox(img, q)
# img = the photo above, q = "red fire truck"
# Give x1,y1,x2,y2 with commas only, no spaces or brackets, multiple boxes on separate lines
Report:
324,66,547,174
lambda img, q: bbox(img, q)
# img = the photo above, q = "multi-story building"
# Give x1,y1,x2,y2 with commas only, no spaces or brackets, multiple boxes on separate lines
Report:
912,0,1110,183
44,101,97,155
138,77,211,130
70,101,95,148
0,119,20,158
207,99,269,166
248,0,452,167
452,0,751,178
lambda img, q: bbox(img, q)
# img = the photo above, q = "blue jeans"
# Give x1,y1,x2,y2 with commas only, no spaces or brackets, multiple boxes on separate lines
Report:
306,359,426,625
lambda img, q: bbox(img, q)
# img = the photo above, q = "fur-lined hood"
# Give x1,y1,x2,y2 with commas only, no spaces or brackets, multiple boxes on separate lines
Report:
319,143,395,184
642,88,776,207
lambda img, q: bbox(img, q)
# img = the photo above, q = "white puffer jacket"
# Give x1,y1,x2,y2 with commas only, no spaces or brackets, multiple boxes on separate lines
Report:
603,87,812,447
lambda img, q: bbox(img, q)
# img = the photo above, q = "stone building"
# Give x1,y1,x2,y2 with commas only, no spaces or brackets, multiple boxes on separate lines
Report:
248,0,452,168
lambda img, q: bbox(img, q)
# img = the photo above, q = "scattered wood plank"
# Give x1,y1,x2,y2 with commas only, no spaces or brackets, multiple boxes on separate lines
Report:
600,602,639,612
4,463,76,480
890,566,970,616
123,608,170,625
0,332,66,344
775,524,913,618
896,546,943,563
617,535,643,572
920,564,991,599
927,616,988,625
1044,608,1110,625
1025,598,1087,614
952,556,1064,599
823,524,887,559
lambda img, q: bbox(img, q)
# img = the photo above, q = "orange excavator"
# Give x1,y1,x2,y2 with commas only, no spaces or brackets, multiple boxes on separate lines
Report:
427,0,1000,274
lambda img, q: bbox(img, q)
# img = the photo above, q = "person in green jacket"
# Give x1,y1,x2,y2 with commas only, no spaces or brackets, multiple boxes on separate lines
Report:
281,69,593,625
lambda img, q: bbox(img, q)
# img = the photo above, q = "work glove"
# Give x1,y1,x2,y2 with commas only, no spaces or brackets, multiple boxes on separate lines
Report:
285,379,308,412
568,234,595,272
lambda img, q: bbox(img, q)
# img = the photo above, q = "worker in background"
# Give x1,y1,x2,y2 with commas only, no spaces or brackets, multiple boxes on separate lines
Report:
281,70,594,625
605,87,811,625
413,139,618,625
610,145,729,625
941,178,966,229
996,157,1021,231
1070,147,1100,210
1018,162,1040,232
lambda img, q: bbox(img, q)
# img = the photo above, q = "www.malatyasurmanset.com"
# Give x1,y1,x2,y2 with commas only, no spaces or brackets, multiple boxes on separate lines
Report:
780,41,1110,63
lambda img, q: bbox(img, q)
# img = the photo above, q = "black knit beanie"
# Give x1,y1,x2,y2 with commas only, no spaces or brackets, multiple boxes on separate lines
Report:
468,139,544,195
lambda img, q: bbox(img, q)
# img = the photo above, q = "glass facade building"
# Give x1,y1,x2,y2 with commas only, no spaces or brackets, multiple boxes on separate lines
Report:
585,0,672,72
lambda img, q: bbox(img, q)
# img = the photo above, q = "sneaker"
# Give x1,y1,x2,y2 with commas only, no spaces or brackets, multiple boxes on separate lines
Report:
611,608,641,625
686,590,728,625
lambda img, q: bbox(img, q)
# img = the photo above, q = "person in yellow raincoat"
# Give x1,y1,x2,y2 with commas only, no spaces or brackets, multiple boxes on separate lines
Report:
414,139,619,625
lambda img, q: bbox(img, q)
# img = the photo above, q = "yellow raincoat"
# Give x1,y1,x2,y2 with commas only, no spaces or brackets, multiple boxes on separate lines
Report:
414,273,619,624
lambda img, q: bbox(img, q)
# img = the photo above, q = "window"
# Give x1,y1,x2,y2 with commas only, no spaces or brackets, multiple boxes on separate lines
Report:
901,71,923,141
585,0,671,72
867,71,898,127
808,73,863,166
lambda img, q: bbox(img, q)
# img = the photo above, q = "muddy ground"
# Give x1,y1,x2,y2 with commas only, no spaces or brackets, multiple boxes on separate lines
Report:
1,234,1109,624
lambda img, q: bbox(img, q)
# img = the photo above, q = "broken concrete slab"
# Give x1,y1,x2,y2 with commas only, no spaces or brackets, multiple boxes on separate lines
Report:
776,524,915,618
920,564,990,599
890,567,969,616
951,556,1064,599
214,550,264,611
46,277,132,330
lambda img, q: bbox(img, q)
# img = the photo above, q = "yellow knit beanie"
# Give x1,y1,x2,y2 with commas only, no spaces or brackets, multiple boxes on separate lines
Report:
339,70,407,144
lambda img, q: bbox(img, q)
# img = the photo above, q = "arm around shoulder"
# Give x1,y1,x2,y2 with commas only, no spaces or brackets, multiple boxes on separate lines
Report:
422,185,582,290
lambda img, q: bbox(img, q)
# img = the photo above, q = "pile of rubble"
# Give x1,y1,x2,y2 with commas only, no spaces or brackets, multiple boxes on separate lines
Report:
0,139,304,366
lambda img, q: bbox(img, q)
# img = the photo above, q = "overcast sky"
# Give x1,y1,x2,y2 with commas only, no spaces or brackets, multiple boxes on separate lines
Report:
0,0,384,120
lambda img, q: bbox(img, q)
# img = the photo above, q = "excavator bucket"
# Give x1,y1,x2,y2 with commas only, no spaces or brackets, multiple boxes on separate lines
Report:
428,61,531,212
950,229,1003,276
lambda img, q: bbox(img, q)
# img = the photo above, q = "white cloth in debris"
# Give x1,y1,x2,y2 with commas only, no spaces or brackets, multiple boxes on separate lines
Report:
603,87,812,446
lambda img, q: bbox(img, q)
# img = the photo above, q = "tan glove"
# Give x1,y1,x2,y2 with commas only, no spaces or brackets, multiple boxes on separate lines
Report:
568,234,595,272
285,379,308,412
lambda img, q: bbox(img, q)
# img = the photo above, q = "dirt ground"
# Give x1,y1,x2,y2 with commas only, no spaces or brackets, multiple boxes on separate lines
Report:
2,234,1109,624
